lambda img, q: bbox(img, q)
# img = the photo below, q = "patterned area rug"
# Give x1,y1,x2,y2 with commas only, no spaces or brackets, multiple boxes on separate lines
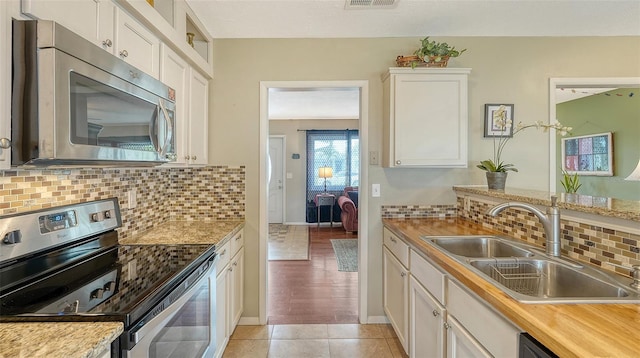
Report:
330,239,358,272
268,224,309,260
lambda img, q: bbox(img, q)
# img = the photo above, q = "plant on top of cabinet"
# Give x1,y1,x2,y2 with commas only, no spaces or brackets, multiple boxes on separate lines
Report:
396,37,466,68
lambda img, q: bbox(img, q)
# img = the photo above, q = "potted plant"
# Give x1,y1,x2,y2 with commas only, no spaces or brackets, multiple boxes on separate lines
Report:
396,37,466,68
477,105,572,189
560,170,582,194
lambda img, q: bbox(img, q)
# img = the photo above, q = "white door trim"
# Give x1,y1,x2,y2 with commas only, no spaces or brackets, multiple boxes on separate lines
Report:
268,135,286,223
259,80,369,324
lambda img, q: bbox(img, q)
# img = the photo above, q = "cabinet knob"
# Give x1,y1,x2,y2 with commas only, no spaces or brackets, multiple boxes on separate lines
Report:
396,160,401,165
389,237,397,243
185,155,191,160
400,271,406,278
119,49,129,58
102,39,113,47
192,155,197,160
432,309,439,317
443,322,450,330
0,138,11,149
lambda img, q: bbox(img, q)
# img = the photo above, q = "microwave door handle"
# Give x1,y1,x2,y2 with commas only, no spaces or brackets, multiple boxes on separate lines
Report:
149,107,160,153
158,99,173,156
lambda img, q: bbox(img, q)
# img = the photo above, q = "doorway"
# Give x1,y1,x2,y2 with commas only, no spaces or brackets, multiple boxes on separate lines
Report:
259,81,370,325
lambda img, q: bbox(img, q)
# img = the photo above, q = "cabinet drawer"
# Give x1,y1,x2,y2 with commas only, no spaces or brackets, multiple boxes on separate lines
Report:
230,230,244,256
410,250,446,304
215,240,231,274
383,228,409,267
448,280,521,357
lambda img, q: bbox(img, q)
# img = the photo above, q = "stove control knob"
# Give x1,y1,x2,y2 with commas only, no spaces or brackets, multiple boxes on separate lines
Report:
91,213,100,222
3,230,21,244
104,210,112,219
104,281,117,292
91,288,105,299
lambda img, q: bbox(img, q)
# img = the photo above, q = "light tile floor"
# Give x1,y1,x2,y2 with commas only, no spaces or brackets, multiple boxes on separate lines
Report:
268,224,310,260
223,324,408,358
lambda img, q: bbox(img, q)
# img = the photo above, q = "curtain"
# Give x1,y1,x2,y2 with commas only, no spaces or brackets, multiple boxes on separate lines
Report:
306,130,359,223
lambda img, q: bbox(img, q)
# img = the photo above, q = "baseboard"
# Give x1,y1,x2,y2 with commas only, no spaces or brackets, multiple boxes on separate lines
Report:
365,315,390,324
238,317,261,325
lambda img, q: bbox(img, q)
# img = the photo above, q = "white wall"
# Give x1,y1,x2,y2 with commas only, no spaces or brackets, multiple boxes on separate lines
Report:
209,36,640,319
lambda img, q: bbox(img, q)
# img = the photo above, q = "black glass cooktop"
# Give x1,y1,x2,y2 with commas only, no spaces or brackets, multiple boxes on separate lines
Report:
0,234,213,327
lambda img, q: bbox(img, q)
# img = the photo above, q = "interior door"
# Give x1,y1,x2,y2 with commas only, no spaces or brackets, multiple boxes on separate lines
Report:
268,136,285,223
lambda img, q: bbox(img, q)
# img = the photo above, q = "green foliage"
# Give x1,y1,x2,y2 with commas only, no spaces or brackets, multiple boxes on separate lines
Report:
476,160,519,173
414,37,467,62
560,170,582,193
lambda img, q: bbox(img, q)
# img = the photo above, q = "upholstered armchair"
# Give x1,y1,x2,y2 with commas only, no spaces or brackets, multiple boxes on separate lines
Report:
337,187,358,233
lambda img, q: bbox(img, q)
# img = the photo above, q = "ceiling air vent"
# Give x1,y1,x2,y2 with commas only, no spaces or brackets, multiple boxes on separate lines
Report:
345,0,399,9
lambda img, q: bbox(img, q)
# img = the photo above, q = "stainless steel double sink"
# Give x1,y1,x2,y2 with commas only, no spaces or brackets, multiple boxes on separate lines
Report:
423,236,640,303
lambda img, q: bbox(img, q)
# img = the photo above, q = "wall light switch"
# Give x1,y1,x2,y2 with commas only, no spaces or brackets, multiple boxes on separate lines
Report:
372,184,381,197
464,196,471,211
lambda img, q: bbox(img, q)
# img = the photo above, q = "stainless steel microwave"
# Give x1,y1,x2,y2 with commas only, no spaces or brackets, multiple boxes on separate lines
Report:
11,19,176,167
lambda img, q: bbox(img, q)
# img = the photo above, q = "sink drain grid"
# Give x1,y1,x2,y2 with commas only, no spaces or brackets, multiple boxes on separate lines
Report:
489,262,542,295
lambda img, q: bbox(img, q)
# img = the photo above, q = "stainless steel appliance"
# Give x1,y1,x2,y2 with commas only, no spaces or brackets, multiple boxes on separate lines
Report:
0,199,217,357
11,20,177,167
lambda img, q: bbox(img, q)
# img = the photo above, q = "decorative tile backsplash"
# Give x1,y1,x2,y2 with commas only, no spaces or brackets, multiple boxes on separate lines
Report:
0,166,245,240
382,204,457,219
456,196,640,278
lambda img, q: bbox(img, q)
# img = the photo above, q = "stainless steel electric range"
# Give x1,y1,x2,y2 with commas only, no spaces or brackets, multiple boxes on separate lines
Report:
0,199,218,357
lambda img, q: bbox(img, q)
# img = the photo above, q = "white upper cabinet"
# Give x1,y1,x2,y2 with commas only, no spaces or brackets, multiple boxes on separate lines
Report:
160,44,208,166
187,68,209,165
21,0,115,49
115,0,213,78
21,0,160,78
382,68,471,168
114,7,160,78
0,0,12,169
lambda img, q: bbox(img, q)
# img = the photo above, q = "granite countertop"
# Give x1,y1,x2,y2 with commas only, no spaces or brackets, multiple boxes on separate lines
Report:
383,217,640,358
119,220,245,246
0,322,123,358
1,221,244,357
454,185,640,222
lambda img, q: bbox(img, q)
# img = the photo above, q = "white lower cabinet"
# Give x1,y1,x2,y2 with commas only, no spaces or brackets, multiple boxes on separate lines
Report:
409,275,445,358
383,246,409,354
446,315,492,358
385,228,522,358
214,231,244,358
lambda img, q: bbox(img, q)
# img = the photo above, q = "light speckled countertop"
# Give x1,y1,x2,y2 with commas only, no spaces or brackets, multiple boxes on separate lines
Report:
0,322,123,358
454,186,640,222
118,220,245,246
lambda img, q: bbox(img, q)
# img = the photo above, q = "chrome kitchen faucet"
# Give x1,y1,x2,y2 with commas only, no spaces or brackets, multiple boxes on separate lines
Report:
488,196,562,257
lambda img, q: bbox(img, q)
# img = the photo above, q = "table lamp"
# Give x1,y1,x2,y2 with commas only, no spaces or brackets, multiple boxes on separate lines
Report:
318,167,333,193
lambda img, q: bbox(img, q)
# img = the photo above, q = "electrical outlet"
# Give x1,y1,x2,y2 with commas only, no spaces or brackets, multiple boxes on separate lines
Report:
127,259,137,280
128,189,137,209
464,196,471,211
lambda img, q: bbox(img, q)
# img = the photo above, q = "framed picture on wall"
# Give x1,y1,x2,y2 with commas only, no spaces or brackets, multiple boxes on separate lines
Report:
484,104,514,137
562,132,613,176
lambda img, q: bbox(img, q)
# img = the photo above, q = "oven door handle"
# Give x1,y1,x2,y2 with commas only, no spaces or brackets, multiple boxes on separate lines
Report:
128,261,214,347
